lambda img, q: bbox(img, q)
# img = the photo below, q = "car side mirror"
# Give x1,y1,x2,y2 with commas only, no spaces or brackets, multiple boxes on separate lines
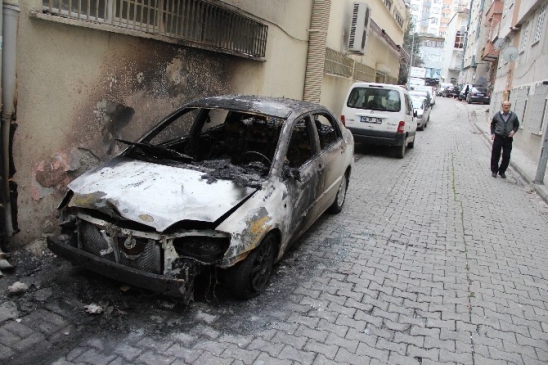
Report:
413,110,418,118
283,163,302,181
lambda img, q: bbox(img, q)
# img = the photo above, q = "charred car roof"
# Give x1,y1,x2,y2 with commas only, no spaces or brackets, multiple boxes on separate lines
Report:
183,95,329,119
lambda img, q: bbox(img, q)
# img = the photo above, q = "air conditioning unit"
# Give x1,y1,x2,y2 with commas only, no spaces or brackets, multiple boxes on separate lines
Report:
348,2,371,54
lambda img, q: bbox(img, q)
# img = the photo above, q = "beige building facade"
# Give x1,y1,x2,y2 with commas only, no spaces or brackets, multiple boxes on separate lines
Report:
1,0,407,249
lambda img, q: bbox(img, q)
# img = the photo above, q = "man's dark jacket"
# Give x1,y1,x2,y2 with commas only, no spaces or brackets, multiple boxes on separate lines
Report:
491,111,520,137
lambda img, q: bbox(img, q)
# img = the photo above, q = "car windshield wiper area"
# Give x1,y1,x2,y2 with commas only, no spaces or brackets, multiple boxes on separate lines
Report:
116,139,194,162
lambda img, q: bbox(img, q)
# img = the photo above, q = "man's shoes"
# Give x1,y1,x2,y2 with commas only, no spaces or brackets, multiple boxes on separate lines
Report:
499,172,507,179
491,172,497,178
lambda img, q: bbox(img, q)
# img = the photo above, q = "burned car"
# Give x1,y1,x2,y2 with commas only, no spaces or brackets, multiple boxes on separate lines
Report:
47,95,354,302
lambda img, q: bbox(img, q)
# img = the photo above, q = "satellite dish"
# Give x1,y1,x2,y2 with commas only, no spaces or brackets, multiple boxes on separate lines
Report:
493,38,507,50
502,47,519,62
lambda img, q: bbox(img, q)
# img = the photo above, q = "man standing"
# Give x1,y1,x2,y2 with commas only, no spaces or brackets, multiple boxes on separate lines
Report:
491,101,520,178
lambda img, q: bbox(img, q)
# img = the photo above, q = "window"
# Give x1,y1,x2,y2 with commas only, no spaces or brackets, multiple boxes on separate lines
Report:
286,119,315,168
347,87,402,112
384,0,392,11
455,31,465,48
404,94,412,116
394,11,404,27
533,3,547,44
313,114,340,150
40,0,268,59
431,18,438,24
520,21,531,53
503,0,514,18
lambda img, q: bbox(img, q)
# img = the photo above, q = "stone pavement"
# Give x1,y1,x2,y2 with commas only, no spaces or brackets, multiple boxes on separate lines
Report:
0,98,547,364
468,104,548,203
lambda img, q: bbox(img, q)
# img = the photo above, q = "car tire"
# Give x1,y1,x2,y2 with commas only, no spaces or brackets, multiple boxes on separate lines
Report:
328,173,348,214
408,137,415,149
224,233,276,299
395,141,406,159
417,124,424,131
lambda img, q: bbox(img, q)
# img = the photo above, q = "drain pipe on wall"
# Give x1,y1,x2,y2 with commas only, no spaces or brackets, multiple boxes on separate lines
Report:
0,0,19,273
0,0,6,251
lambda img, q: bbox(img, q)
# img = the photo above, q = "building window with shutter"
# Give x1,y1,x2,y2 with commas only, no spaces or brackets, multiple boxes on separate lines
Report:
533,3,547,44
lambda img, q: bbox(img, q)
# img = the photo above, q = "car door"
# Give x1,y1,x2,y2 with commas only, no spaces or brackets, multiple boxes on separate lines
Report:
310,112,346,215
283,116,322,240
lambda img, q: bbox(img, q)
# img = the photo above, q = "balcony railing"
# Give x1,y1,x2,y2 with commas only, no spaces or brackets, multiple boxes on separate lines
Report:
482,41,499,61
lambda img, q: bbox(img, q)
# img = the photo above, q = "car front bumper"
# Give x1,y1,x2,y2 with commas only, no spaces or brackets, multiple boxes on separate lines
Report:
47,236,192,298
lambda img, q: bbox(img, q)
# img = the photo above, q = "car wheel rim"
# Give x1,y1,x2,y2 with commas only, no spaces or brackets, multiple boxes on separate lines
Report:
337,177,347,207
250,239,274,291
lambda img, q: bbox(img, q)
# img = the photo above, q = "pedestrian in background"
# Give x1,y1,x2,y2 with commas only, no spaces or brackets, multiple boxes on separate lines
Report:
490,100,520,178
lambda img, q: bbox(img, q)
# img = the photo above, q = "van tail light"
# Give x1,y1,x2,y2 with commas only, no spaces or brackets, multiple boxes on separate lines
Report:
397,121,405,134
340,115,346,126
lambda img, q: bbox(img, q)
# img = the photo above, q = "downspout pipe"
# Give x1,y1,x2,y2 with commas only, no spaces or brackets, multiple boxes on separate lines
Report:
1,0,19,250
0,0,6,251
460,5,473,86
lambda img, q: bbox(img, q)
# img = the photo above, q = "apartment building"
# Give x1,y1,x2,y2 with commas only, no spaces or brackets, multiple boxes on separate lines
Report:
440,10,470,84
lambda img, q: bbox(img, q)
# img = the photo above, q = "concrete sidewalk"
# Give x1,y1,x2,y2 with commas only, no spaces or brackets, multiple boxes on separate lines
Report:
469,106,548,204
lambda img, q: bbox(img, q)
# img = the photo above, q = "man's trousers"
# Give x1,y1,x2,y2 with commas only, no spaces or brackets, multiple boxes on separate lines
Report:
491,135,513,174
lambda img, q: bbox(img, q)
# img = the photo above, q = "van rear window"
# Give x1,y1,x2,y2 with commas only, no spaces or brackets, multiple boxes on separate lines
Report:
347,87,401,112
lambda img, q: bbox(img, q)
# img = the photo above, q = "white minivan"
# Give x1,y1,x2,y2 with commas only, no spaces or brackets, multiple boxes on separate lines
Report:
341,82,417,158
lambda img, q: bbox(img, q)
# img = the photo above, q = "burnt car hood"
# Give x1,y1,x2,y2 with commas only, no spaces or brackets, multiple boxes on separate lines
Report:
66,156,257,232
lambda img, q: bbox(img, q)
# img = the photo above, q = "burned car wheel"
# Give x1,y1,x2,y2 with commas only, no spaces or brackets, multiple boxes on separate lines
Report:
224,233,276,299
328,173,348,214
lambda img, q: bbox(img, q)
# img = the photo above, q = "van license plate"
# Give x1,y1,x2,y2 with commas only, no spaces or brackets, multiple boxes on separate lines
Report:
361,117,381,123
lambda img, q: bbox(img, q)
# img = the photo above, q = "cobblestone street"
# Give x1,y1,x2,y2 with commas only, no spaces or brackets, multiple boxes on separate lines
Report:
1,97,548,364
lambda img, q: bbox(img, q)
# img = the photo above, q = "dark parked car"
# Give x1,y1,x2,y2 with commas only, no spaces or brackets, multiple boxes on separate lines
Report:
445,86,461,98
47,95,355,302
466,86,491,104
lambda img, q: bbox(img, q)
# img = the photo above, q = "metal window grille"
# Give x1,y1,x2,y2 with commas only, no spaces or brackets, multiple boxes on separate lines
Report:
525,83,548,135
41,0,268,58
533,3,547,43
394,11,403,28
520,21,530,52
353,62,376,82
324,48,354,78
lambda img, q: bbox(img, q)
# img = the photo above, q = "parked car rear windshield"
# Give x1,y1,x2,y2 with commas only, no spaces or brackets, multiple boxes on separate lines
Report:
347,87,402,112
472,87,487,93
